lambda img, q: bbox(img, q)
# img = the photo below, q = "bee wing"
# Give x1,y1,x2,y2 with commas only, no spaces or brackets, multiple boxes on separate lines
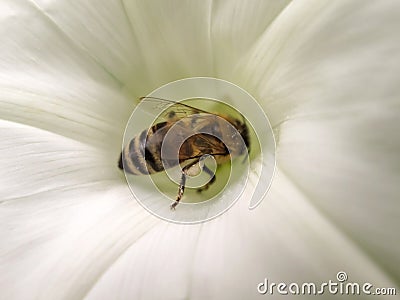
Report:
139,96,212,122
183,133,228,160
160,116,229,162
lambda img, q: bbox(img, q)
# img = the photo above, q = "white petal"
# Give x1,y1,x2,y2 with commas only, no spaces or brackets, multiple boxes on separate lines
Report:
18,0,215,90
0,120,118,200
122,0,290,84
0,183,158,299
0,1,134,150
241,0,400,281
0,122,159,299
209,0,290,77
121,0,215,84
3,0,288,92
24,0,156,96
86,168,397,299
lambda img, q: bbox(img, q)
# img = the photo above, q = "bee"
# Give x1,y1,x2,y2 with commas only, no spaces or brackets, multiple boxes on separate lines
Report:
119,97,250,210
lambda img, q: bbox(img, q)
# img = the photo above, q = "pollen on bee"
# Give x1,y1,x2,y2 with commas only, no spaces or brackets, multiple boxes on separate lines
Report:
185,162,202,177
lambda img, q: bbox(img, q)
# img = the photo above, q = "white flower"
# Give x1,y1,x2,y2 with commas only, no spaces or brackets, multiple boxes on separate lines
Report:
1,1,399,299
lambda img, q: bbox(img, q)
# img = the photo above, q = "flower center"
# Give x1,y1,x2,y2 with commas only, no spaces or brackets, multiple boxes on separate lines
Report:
120,77,276,224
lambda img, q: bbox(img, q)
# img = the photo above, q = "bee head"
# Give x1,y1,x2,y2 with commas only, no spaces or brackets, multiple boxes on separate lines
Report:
232,119,250,155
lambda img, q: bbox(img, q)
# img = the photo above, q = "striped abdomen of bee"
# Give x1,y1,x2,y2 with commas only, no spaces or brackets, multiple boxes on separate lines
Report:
119,121,171,175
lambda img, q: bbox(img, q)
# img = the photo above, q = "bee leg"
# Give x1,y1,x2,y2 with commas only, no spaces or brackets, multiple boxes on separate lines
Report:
170,160,199,210
171,173,186,210
197,165,216,193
